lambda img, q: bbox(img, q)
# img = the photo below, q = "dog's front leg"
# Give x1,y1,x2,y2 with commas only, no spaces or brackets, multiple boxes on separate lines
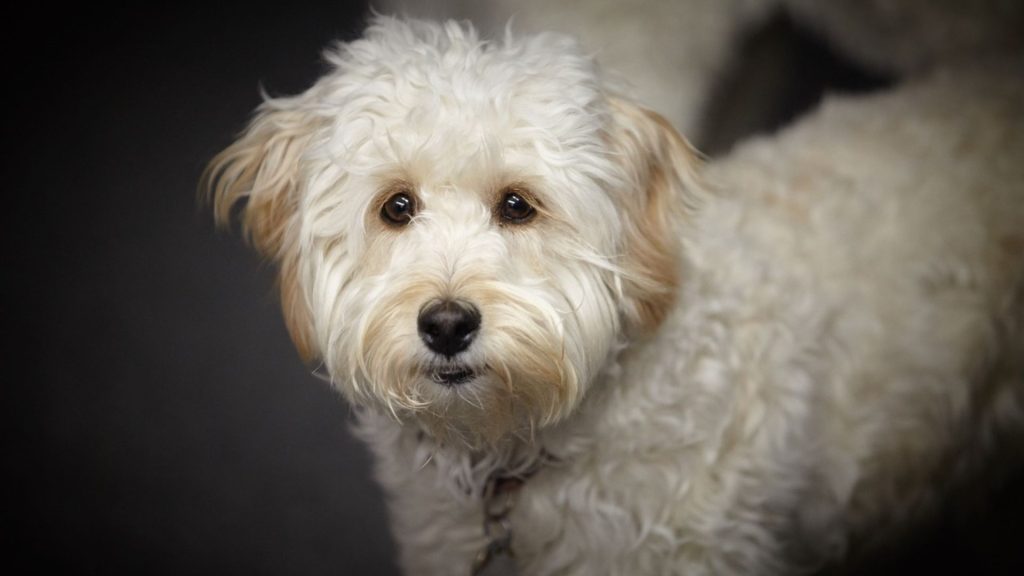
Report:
354,411,491,575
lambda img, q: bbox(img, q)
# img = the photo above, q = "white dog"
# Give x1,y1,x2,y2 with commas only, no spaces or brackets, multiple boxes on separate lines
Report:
204,17,1024,575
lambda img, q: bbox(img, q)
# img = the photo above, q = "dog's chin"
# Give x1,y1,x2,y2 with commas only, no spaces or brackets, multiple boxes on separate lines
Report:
428,365,478,387
343,343,582,447
401,365,539,447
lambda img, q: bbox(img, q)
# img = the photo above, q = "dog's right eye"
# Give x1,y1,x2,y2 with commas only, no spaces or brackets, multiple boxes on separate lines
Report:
381,192,417,226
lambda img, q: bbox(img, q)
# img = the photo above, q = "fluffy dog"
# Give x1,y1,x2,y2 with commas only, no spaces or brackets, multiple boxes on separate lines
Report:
204,16,1024,575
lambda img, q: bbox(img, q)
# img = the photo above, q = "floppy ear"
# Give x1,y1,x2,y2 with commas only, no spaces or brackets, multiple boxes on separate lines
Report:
201,98,322,362
607,97,704,335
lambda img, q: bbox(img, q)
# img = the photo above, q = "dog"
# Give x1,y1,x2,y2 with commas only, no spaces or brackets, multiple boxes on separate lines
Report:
204,16,1024,575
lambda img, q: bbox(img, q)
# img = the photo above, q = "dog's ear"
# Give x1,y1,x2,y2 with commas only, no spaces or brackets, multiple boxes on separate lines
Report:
201,98,321,362
607,97,704,335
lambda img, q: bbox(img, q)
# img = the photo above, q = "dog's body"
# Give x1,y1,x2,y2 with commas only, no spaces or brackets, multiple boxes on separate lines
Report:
206,17,1024,575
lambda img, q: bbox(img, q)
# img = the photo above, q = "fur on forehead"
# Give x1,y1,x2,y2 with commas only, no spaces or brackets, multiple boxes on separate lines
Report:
309,16,616,184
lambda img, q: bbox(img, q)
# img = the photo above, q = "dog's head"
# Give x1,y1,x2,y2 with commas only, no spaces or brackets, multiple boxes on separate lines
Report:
203,17,701,446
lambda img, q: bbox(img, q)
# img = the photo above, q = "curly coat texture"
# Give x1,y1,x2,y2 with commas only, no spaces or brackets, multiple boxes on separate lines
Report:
205,16,1024,575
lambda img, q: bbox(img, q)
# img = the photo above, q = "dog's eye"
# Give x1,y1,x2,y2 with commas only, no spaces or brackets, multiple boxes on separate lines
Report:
498,190,536,224
381,192,417,226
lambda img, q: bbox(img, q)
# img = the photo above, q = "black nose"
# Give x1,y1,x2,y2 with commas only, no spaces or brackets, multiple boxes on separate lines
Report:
417,300,481,357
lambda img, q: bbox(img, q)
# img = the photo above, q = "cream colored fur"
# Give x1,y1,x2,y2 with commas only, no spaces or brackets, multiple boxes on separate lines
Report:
205,16,1024,575
378,0,1024,139
377,0,773,139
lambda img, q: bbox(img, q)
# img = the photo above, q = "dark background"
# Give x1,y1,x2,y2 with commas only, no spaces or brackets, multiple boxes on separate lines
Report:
7,3,1021,575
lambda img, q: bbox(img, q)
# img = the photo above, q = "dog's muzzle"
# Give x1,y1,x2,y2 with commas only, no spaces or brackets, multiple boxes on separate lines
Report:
418,300,481,386
417,299,481,358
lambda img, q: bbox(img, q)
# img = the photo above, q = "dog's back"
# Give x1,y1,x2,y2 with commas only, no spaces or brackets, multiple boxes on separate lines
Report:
698,59,1024,558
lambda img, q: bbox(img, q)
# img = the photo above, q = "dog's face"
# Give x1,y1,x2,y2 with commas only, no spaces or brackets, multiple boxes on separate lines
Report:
205,17,699,446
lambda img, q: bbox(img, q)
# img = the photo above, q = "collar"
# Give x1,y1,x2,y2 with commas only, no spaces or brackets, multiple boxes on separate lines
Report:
471,452,551,575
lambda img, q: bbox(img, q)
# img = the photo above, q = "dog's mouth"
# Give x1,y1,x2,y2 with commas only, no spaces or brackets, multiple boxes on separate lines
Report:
429,366,476,386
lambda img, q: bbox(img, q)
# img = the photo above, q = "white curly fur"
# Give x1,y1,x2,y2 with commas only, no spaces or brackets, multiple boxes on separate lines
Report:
378,0,1024,138
206,16,1024,575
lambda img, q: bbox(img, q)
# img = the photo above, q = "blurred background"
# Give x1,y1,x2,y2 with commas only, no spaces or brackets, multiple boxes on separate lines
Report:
8,2,1021,574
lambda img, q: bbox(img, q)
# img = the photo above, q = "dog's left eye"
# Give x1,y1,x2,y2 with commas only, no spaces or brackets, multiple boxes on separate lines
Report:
381,192,417,226
498,190,536,224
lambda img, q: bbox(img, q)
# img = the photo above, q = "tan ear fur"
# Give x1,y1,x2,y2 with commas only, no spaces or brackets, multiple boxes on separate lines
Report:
608,97,704,334
200,101,321,362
